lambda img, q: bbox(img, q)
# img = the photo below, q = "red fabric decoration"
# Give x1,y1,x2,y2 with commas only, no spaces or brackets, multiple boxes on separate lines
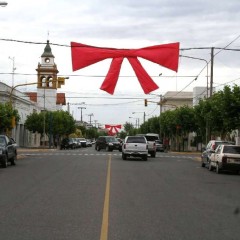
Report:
71,42,180,94
105,124,121,136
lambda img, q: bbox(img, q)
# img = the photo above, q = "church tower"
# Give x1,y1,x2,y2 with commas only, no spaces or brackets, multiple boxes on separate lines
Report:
36,40,59,111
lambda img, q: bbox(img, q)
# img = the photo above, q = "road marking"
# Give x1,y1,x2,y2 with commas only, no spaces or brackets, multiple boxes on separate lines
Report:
100,155,111,240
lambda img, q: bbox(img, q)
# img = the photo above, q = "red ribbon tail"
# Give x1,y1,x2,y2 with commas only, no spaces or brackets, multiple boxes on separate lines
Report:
100,57,124,94
128,57,159,94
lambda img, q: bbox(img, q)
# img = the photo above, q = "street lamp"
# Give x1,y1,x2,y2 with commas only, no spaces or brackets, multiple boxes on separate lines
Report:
180,54,210,143
129,117,139,128
180,55,209,98
132,111,146,123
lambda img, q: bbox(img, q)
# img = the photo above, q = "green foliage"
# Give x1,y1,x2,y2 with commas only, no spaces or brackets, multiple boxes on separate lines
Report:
123,85,240,146
123,122,134,134
25,110,76,138
0,103,20,133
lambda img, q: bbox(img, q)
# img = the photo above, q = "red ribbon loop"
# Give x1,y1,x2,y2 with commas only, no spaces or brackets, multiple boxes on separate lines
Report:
71,42,179,94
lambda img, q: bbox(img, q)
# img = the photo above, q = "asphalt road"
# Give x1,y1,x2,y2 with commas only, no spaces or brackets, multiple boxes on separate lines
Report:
0,147,239,240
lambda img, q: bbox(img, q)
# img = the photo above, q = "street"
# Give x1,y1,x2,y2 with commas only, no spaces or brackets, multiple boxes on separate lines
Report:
0,147,239,240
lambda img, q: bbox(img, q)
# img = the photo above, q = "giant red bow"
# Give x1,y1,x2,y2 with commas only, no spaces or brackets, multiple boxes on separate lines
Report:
71,42,180,94
105,124,121,136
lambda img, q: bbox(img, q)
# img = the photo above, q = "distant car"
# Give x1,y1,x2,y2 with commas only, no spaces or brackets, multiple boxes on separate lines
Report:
95,136,121,151
208,145,240,174
201,140,234,168
79,138,87,147
122,136,148,161
136,133,158,157
155,140,164,152
60,138,76,150
86,139,92,147
0,135,17,168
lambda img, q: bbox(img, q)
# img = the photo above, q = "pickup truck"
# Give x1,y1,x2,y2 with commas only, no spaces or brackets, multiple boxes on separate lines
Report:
136,133,158,157
122,136,148,161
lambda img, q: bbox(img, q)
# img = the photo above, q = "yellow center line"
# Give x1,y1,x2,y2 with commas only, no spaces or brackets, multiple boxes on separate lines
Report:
100,155,111,240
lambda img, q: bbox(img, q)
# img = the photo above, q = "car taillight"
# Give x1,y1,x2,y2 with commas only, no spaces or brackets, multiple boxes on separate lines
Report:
222,156,227,163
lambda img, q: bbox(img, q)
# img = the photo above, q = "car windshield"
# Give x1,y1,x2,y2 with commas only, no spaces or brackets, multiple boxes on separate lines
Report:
145,136,159,141
106,137,118,143
223,146,240,154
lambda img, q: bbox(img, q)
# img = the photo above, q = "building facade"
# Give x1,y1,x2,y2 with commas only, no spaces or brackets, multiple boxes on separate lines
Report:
0,41,66,147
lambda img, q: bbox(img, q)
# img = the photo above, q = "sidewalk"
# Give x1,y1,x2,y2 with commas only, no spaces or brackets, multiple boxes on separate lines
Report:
17,147,58,152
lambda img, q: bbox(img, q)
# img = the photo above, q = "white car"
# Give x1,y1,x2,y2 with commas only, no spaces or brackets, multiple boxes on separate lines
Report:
122,136,148,161
208,145,240,174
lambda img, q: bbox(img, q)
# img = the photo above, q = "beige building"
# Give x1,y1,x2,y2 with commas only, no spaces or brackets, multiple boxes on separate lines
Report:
161,91,193,112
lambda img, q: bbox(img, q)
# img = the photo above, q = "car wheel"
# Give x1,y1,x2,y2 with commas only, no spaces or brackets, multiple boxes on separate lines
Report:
216,163,221,174
201,161,205,167
208,161,213,171
1,155,8,168
142,156,148,161
10,154,16,166
151,152,156,158
122,153,127,160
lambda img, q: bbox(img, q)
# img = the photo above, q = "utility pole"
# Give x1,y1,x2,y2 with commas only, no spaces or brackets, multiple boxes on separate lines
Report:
9,56,16,87
78,107,86,122
88,113,94,125
210,47,214,97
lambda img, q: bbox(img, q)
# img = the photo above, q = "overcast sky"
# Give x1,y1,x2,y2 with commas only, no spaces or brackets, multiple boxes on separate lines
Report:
1,0,240,126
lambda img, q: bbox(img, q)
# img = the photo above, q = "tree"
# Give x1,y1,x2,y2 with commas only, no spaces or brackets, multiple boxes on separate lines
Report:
0,103,20,134
123,122,134,134
25,110,76,139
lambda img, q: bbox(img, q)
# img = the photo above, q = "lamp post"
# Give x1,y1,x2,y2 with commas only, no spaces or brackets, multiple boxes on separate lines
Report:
180,54,210,144
129,117,139,128
180,55,209,98
132,111,146,123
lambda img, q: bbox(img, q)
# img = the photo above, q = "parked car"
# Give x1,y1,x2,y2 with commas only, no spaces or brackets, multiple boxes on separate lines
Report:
0,135,17,168
201,140,234,168
79,138,87,147
155,140,164,152
95,136,121,151
86,139,92,147
208,145,240,174
122,136,148,161
60,138,76,150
